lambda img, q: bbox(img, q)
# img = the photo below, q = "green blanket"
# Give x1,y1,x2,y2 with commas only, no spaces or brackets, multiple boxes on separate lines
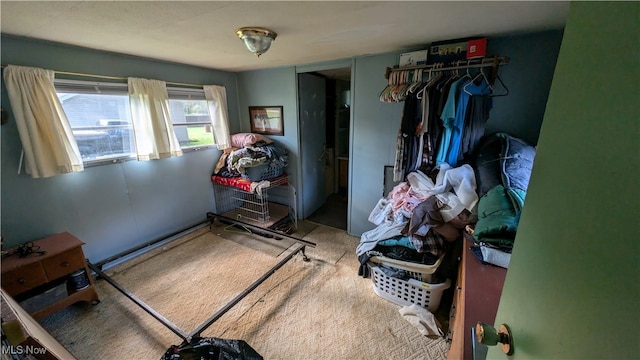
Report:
473,185,521,249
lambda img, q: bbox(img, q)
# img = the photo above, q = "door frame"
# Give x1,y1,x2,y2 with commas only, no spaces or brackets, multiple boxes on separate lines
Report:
295,60,354,232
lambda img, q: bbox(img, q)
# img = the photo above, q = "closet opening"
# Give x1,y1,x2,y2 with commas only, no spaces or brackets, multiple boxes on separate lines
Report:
298,67,351,231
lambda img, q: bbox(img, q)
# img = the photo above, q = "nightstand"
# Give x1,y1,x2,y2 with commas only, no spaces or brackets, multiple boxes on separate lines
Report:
1,232,100,320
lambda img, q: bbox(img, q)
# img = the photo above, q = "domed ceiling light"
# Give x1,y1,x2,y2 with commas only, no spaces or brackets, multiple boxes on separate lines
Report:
235,27,277,57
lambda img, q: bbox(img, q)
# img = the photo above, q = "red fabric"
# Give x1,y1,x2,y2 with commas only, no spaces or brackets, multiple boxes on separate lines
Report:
211,174,288,192
211,176,253,192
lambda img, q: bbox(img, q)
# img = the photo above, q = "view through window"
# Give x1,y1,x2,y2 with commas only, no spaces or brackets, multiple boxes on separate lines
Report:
168,98,215,149
56,80,214,163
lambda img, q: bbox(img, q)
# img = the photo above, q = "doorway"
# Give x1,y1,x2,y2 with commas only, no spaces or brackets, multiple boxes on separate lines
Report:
298,67,351,230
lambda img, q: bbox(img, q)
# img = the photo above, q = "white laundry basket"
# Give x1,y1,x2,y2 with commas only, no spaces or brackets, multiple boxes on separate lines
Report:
368,254,443,283
368,255,450,312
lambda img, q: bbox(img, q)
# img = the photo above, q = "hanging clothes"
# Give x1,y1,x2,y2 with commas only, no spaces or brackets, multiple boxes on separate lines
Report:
394,91,423,178
460,93,492,163
425,77,451,168
417,73,446,174
445,78,492,166
390,63,506,180
435,76,467,165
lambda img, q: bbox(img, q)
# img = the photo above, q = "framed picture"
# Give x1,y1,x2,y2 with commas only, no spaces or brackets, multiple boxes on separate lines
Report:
249,106,284,136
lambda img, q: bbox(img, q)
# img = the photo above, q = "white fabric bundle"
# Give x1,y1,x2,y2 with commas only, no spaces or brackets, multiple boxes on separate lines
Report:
399,304,443,337
407,163,479,222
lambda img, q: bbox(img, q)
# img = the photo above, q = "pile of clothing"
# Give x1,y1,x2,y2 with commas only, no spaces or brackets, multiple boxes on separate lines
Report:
357,163,479,277
213,133,288,179
469,132,536,268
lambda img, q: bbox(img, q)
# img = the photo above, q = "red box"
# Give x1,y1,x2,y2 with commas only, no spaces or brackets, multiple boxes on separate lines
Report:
467,38,487,59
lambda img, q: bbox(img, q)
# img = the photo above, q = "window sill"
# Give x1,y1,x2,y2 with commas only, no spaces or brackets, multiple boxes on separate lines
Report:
81,146,218,167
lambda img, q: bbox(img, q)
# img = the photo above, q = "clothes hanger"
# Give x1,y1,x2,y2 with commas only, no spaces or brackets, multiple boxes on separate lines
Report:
393,70,410,101
425,64,443,88
224,223,253,234
400,70,415,99
379,70,397,102
463,66,492,95
442,63,458,86
224,214,253,234
379,72,392,102
408,69,424,96
416,69,430,99
390,71,402,102
403,69,419,98
482,57,509,97
487,71,509,97
462,60,473,81
390,70,403,101
386,71,400,102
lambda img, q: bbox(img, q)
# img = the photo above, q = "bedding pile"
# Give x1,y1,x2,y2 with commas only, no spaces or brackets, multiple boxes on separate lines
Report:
213,133,288,179
471,133,536,249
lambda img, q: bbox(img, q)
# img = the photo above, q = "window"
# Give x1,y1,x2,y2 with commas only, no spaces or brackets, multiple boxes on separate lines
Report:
167,87,215,149
56,79,134,162
55,80,215,164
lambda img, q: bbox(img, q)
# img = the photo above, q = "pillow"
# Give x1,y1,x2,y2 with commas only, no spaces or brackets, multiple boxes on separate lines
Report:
230,133,274,148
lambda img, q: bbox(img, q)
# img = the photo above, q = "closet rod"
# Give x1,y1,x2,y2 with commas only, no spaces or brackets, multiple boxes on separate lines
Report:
1,64,203,88
384,56,510,79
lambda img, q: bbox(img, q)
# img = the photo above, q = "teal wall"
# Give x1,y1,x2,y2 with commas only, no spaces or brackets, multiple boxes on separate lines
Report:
348,30,563,235
0,29,564,263
490,2,639,358
236,67,299,203
486,30,564,144
0,35,238,262
350,52,406,234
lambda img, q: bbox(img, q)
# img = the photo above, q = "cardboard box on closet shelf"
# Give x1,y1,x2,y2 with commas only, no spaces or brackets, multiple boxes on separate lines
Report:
467,38,487,59
399,49,428,67
428,37,488,64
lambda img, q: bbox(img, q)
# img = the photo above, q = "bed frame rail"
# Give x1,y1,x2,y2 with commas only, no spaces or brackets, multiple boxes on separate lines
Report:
87,212,316,345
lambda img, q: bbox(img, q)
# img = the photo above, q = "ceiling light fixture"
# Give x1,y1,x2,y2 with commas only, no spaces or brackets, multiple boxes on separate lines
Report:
235,27,277,57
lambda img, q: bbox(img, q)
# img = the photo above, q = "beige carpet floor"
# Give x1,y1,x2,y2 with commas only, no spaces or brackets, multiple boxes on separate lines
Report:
39,222,450,359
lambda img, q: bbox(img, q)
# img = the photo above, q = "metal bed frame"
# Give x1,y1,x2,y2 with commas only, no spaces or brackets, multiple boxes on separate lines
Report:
87,212,316,346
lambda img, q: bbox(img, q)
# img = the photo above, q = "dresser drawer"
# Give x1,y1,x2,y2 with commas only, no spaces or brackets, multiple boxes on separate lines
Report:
2,262,48,296
41,247,86,280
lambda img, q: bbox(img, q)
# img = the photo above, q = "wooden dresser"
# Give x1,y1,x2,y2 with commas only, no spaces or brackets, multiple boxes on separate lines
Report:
1,232,99,319
447,235,507,360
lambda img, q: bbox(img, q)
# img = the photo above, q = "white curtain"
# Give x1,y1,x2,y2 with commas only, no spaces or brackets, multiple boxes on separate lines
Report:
128,77,182,160
3,65,84,178
203,85,231,150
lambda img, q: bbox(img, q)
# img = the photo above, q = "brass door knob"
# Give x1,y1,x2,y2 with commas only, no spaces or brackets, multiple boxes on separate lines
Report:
475,322,514,355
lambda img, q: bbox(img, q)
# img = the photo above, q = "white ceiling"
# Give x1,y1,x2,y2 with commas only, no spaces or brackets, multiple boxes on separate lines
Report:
0,1,570,73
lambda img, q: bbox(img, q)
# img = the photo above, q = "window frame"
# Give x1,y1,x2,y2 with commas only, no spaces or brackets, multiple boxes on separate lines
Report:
166,86,216,151
54,79,217,166
55,79,135,165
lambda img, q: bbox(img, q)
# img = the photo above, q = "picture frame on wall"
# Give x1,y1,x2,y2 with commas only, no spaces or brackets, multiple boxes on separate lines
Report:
249,106,284,136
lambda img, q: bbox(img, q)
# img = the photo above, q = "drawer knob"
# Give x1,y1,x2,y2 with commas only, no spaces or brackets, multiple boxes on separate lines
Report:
62,261,69,267
18,278,26,285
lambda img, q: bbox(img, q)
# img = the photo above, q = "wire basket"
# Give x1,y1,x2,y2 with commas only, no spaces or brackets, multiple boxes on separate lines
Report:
369,265,450,312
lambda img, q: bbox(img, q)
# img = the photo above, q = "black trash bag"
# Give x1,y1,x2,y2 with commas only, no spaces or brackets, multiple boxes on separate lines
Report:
161,337,263,360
